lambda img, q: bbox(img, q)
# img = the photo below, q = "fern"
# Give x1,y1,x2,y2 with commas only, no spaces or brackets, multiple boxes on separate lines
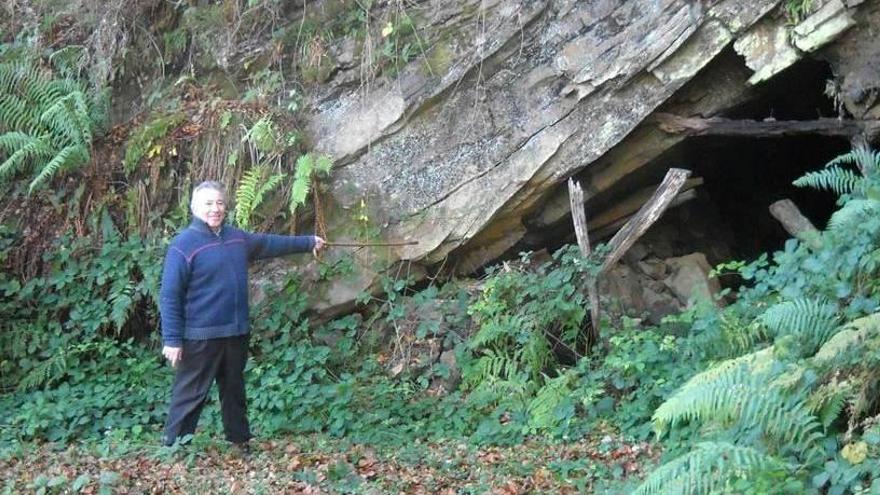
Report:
0,51,101,192
718,310,769,355
793,166,862,196
633,442,790,495
826,199,880,231
290,153,314,215
793,145,880,199
807,382,850,430
109,282,135,333
245,116,279,154
826,145,880,177
759,298,839,354
17,350,69,392
465,348,524,389
653,360,760,435
288,153,333,216
234,166,286,229
653,349,824,464
814,312,880,364
654,348,775,432
0,134,53,178
28,144,88,193
527,372,572,430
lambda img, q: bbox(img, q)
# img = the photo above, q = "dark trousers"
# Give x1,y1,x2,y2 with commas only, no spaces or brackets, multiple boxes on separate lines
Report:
162,335,251,445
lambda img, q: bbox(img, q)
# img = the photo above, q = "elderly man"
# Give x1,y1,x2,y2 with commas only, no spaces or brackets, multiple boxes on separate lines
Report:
159,180,324,449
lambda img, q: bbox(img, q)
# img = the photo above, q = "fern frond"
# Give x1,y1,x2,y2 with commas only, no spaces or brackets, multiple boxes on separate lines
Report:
465,348,523,388
826,199,880,231
314,153,333,174
0,93,42,133
0,134,53,178
17,352,69,392
793,166,861,195
469,313,521,350
653,345,824,465
653,361,758,436
0,131,38,152
0,54,98,188
109,283,135,332
813,312,880,363
826,146,880,177
289,153,314,215
527,373,572,430
28,144,88,193
655,347,775,422
633,442,789,495
48,45,86,77
244,116,278,154
720,311,768,354
807,383,850,429
39,91,92,145
234,166,286,229
759,298,839,352
235,167,263,229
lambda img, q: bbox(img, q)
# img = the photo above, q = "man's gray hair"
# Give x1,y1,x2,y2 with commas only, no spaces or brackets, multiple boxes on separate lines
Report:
190,181,227,213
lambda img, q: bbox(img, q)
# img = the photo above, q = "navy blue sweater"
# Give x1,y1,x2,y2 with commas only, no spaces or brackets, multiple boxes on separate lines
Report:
159,218,316,347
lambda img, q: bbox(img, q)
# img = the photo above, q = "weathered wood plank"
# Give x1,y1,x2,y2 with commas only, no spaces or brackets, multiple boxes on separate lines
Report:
655,113,880,140
769,199,823,249
568,178,600,344
600,168,692,273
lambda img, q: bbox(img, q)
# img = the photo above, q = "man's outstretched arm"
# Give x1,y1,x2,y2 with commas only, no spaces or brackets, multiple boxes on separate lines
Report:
246,233,325,260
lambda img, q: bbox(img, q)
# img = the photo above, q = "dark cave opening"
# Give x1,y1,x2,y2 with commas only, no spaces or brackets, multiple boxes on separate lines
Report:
684,133,847,262
650,55,850,263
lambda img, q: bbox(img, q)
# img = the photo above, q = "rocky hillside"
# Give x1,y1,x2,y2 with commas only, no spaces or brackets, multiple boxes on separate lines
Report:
2,0,879,319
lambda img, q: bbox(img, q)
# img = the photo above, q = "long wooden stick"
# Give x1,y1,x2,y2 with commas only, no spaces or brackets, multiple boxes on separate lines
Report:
600,168,691,274
654,113,880,140
568,178,601,346
325,241,419,247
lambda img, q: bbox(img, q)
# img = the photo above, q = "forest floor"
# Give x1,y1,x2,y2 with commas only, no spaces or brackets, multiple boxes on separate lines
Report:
1,431,658,494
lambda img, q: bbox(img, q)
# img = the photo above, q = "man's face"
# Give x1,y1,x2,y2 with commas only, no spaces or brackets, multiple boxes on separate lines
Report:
192,188,226,229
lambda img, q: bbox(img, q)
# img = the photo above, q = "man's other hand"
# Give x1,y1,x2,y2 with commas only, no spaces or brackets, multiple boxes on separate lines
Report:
313,236,326,257
163,346,183,367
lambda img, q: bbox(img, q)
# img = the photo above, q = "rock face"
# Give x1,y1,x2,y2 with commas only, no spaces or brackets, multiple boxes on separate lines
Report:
294,0,880,313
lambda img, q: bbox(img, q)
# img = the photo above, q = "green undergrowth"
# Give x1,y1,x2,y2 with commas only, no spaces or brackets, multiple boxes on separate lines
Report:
5,147,880,494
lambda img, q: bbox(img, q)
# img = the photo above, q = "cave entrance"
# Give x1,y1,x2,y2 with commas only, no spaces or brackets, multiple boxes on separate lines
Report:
640,56,850,264
563,57,852,269
494,57,854,294
502,57,855,322
674,133,847,262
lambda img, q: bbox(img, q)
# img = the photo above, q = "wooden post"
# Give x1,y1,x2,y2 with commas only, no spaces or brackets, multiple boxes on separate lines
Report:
769,199,823,250
568,178,601,346
600,168,692,274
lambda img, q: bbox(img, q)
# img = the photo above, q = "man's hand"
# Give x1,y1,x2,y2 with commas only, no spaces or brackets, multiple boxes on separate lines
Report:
313,236,326,257
163,346,183,367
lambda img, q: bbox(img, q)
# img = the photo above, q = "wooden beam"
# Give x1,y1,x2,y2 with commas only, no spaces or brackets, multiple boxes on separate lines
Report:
600,168,692,273
769,199,823,250
568,179,600,345
655,113,880,140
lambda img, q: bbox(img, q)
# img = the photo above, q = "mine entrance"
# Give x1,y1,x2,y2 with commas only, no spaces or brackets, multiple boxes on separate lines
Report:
683,58,850,260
